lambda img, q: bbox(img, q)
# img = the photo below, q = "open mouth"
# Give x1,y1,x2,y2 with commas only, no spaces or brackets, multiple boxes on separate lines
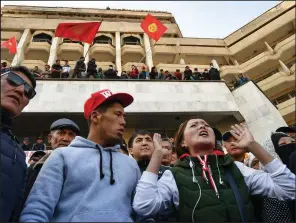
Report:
199,130,209,136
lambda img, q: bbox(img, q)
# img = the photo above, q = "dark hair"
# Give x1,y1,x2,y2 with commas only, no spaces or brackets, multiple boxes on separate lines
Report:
176,69,180,72
9,66,36,89
210,63,213,66
56,59,60,62
160,69,164,72
65,60,69,63
194,68,198,71
120,139,129,155
80,57,85,60
161,137,174,151
128,130,152,148
87,99,123,128
2,62,7,66
98,68,102,72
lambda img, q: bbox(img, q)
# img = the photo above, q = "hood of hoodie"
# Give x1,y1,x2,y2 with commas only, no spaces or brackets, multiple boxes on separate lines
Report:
69,136,120,152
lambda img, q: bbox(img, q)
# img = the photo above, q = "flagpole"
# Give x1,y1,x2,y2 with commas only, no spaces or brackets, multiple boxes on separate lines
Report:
84,45,91,58
137,42,157,68
84,18,104,58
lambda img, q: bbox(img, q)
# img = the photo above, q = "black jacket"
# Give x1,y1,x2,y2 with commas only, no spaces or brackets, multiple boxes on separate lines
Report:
74,60,86,72
104,69,118,79
209,67,221,80
23,153,50,206
184,70,193,80
149,71,158,80
87,61,97,72
21,143,32,151
201,72,211,80
0,109,27,222
193,72,202,80
31,143,46,151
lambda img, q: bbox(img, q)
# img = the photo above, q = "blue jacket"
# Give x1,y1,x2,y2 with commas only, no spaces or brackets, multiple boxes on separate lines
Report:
0,109,27,222
20,136,141,222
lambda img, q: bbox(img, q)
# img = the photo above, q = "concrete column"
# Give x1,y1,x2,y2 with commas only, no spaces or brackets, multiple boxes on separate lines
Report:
264,42,275,54
279,60,290,75
11,29,31,66
47,37,60,67
143,33,153,71
211,59,220,71
115,31,122,75
173,41,181,64
83,43,90,70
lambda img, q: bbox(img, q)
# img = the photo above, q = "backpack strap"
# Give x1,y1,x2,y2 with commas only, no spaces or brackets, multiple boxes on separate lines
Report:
225,168,247,222
170,168,180,222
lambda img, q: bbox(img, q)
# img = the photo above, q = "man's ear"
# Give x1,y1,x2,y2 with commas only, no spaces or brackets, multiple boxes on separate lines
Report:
128,148,133,156
48,133,52,143
90,110,101,125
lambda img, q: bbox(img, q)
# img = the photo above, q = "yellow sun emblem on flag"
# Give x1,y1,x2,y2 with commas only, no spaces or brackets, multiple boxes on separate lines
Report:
148,23,158,33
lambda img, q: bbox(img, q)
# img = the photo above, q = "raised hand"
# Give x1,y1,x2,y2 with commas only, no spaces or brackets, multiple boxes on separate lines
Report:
229,123,255,151
153,133,169,157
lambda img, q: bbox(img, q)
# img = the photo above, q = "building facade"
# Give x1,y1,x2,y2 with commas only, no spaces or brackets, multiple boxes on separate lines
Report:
1,2,295,145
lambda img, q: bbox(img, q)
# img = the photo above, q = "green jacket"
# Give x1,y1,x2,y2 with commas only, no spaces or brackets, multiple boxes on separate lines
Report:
171,155,256,222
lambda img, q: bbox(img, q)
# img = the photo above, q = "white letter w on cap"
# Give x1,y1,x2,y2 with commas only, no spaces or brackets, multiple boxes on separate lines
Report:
101,90,112,98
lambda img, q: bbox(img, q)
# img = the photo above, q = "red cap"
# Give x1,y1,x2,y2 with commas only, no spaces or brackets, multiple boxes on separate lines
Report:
84,89,134,120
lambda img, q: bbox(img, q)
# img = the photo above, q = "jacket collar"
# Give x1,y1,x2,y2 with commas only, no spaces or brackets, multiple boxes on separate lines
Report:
137,159,150,170
0,108,13,130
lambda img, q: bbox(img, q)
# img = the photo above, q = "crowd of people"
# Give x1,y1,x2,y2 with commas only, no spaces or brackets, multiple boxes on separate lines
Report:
1,65,295,222
2,60,225,81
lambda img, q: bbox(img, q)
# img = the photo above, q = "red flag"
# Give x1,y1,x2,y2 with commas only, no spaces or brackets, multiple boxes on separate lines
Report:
1,36,17,54
55,22,101,44
140,14,168,42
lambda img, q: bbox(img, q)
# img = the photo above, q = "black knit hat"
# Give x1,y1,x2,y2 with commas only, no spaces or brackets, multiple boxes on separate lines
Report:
9,66,36,89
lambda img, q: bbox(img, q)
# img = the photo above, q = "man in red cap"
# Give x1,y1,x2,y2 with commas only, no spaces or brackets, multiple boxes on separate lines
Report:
21,89,141,222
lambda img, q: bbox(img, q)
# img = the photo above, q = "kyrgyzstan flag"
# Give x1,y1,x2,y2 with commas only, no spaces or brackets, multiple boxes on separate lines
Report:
141,14,168,42
1,36,17,54
55,22,101,44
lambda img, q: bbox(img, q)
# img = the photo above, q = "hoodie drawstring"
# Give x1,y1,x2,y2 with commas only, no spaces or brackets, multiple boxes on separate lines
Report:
96,145,115,185
196,155,220,198
96,145,105,180
109,150,115,185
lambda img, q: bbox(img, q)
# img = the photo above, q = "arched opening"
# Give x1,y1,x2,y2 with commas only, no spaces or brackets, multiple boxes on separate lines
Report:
32,33,52,44
123,36,140,45
93,35,112,45
62,38,83,46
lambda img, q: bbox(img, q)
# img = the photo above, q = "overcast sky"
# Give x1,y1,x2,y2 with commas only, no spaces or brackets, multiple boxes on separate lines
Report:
1,1,280,38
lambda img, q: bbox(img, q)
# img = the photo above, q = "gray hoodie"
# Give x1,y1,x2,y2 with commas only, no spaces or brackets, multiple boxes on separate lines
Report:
21,136,141,222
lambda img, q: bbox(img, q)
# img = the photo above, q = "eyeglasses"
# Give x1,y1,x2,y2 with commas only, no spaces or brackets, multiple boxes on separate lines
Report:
1,71,36,99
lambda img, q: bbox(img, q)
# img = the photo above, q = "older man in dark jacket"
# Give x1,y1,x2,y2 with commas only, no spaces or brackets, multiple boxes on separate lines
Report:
0,66,36,222
23,118,80,204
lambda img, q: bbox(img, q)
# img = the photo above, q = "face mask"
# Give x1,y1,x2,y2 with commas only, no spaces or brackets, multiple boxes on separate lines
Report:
276,143,296,169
